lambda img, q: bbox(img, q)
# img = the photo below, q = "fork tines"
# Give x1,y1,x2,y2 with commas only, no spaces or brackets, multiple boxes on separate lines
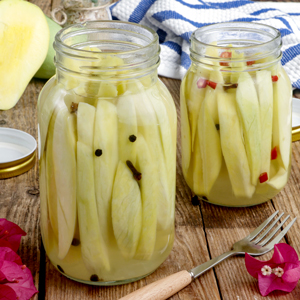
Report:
248,211,297,248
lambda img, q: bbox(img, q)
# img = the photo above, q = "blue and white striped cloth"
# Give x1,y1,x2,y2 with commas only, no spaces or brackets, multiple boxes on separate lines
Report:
110,0,300,88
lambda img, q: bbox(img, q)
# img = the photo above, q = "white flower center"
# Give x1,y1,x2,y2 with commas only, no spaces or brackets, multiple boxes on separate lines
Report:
261,265,272,276
274,267,284,277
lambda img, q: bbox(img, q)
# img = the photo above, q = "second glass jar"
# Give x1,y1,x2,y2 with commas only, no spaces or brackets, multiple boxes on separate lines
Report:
38,21,176,285
181,22,292,207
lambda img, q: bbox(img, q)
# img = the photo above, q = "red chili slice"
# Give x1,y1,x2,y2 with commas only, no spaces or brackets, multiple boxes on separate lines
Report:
207,80,217,89
220,51,232,58
246,61,255,66
259,172,268,183
220,62,229,67
272,75,279,82
220,51,231,67
197,78,208,89
271,146,278,160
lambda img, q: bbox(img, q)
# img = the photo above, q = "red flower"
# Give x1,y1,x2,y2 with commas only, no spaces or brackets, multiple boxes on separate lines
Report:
0,220,26,252
245,244,300,296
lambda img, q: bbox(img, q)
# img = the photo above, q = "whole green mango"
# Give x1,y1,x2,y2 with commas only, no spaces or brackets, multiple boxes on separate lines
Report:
35,16,62,79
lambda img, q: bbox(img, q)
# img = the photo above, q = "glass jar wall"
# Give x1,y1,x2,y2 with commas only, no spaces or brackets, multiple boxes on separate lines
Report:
38,21,177,285
180,22,292,207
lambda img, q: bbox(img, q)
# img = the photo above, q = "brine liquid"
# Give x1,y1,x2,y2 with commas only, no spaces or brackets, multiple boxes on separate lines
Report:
38,75,177,284
181,61,292,207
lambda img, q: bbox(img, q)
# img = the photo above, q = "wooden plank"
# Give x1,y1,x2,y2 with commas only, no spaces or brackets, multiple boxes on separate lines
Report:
0,6,52,300
200,150,300,300
0,77,48,300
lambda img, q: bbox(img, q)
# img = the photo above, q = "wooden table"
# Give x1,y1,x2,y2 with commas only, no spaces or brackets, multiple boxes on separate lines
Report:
1,0,300,299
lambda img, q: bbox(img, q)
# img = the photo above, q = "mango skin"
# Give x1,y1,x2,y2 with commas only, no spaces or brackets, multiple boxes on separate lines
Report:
35,16,62,79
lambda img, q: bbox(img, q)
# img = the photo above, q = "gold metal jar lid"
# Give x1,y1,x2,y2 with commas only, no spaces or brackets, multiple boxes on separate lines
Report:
0,128,37,179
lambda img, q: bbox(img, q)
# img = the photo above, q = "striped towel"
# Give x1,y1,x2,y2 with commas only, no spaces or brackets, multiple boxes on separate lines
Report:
111,0,300,88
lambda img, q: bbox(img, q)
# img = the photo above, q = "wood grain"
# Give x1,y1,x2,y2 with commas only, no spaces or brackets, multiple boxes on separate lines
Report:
1,1,300,300
0,76,48,300
118,270,193,300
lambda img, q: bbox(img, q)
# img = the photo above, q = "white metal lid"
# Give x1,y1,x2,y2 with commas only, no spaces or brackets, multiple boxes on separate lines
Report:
0,128,37,179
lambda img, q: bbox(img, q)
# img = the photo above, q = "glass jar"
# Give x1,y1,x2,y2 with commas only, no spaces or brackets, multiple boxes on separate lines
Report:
51,0,112,27
180,22,292,207
38,21,177,285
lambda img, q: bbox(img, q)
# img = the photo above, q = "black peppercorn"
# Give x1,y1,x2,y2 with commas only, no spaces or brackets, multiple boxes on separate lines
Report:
95,149,102,157
129,135,137,142
90,274,99,282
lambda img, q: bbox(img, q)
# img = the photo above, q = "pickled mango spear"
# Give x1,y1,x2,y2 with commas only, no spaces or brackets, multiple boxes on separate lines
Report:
45,109,59,239
77,142,110,272
205,51,224,124
39,81,66,156
135,135,157,260
230,49,246,84
52,107,77,259
180,76,191,176
272,68,292,170
267,167,289,190
94,55,124,96
256,70,273,177
77,102,95,146
187,43,220,151
77,103,110,272
117,95,137,164
236,72,261,185
198,89,222,196
134,87,170,230
203,86,219,125
186,71,206,151
94,100,118,243
147,86,176,228
39,157,53,253
112,161,142,259
98,82,118,98
192,127,205,196
218,90,255,198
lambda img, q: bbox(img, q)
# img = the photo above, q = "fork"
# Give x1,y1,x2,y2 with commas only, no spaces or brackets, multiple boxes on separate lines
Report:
119,211,297,300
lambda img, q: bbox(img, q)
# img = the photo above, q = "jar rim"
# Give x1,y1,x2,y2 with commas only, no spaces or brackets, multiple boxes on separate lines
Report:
191,21,281,50
55,20,159,56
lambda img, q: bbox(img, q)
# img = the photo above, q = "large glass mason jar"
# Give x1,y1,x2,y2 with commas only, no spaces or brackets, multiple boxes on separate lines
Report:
180,22,292,207
38,21,176,285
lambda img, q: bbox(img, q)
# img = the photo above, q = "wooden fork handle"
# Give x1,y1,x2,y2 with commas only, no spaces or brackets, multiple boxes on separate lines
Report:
118,270,192,300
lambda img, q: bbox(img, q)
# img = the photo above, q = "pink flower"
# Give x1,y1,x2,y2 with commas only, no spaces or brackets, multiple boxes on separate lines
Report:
0,219,26,252
1,263,38,300
245,243,300,296
0,221,37,300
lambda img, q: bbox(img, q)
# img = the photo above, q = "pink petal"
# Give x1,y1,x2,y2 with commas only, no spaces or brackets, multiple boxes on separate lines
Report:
283,262,300,283
5,267,38,300
0,220,26,252
272,244,299,264
0,248,22,265
0,285,17,300
258,273,298,296
258,273,278,296
245,253,276,279
0,261,24,283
